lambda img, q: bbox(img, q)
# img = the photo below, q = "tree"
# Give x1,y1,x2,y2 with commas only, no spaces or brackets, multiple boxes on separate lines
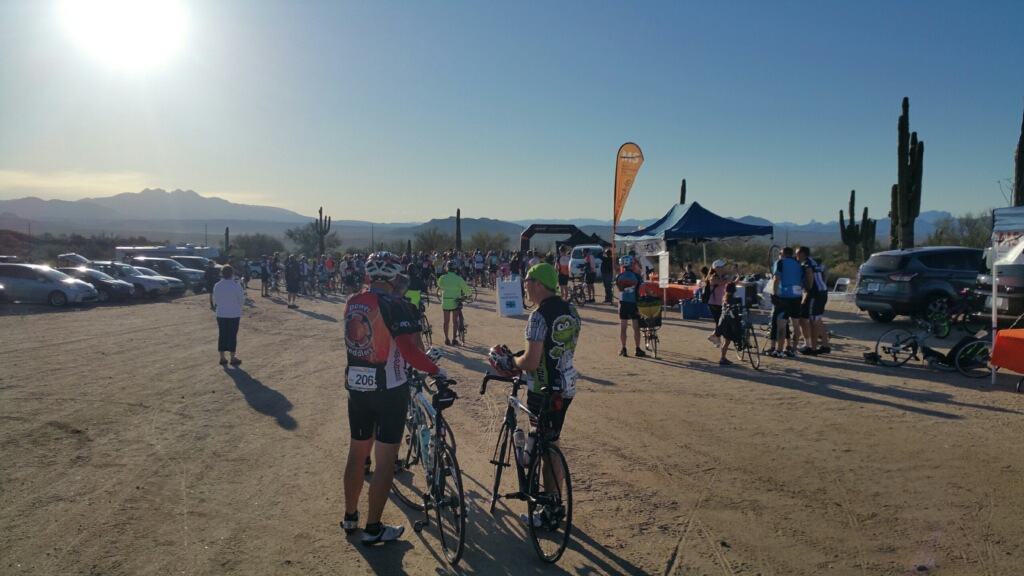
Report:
467,231,511,252
232,233,285,259
413,227,455,252
924,212,991,249
285,222,341,256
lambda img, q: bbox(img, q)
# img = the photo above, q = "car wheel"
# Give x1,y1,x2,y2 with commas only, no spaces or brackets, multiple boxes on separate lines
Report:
134,284,147,299
48,290,68,307
920,294,951,319
147,290,161,300
868,310,895,323
97,288,111,303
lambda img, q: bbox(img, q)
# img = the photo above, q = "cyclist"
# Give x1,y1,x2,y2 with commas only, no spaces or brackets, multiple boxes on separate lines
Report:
340,252,446,545
404,264,426,311
473,250,486,286
556,245,571,300
491,262,581,528
438,261,474,346
487,250,499,286
615,255,647,357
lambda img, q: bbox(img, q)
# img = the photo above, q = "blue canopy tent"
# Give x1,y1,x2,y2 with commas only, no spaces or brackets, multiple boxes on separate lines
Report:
614,201,773,244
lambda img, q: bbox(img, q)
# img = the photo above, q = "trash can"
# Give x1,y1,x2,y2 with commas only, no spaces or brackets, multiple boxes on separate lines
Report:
681,298,700,320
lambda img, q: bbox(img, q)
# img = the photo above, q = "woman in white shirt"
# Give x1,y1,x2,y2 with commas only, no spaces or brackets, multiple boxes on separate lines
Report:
213,265,246,366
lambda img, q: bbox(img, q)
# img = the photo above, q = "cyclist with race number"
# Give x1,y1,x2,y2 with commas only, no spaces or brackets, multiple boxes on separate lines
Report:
340,252,446,546
438,261,474,346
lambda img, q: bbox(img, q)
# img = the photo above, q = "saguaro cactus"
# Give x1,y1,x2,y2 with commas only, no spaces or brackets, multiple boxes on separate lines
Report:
888,184,899,250
679,178,687,204
894,97,924,249
839,190,862,261
314,206,332,256
455,209,462,251
861,206,877,260
223,227,230,259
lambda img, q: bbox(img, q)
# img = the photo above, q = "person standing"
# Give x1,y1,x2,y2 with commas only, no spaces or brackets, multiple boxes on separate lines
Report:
340,252,445,545
704,260,732,349
769,247,803,358
796,246,831,355
555,246,571,300
600,248,614,303
260,256,271,297
213,265,245,366
615,255,646,357
285,255,301,309
489,262,580,527
584,249,598,303
437,261,474,346
204,260,219,310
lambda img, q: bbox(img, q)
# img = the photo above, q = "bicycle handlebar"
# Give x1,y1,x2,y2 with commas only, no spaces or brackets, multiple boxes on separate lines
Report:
480,373,516,395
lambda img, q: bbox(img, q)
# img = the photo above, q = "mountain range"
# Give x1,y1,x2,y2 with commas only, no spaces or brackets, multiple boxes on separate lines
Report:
0,188,950,247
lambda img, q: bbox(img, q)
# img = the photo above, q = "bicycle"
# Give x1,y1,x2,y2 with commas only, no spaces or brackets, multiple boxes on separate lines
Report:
637,296,662,359
418,301,433,347
480,373,573,564
390,370,465,564
919,288,985,339
454,298,468,344
567,281,587,307
872,320,992,378
726,303,760,370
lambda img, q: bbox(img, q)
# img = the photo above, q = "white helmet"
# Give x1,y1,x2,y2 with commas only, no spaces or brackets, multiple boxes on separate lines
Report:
365,251,402,282
619,255,634,267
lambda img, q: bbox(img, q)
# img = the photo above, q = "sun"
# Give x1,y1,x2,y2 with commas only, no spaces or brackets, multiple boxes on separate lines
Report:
59,0,187,71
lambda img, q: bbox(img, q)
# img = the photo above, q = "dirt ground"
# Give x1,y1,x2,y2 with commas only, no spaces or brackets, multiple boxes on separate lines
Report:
2,285,1023,576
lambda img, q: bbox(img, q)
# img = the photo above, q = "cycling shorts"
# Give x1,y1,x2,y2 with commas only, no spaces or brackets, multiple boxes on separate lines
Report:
442,298,464,312
558,273,569,287
527,392,573,441
348,383,409,444
777,297,801,320
619,301,639,320
800,291,827,319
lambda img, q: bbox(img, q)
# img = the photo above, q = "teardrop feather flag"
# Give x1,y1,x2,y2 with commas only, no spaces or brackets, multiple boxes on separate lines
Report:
613,142,644,257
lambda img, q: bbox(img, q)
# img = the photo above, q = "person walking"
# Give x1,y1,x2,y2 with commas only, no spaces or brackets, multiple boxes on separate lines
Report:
437,261,474,346
340,252,446,545
615,255,646,357
213,265,245,366
704,260,733,348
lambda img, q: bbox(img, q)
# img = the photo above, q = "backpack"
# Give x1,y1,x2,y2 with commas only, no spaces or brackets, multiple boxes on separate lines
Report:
700,281,714,304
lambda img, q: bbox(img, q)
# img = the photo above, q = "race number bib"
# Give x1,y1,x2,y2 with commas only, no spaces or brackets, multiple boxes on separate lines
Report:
561,368,578,397
347,366,378,392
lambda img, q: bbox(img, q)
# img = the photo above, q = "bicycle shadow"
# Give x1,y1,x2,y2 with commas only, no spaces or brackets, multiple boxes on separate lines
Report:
224,368,299,430
295,309,337,322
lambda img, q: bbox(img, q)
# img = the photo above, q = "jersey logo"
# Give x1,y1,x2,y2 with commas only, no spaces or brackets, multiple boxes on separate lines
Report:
345,307,374,358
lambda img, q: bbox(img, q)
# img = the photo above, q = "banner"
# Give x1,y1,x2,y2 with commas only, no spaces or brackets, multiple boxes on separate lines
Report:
612,143,644,255
630,239,666,258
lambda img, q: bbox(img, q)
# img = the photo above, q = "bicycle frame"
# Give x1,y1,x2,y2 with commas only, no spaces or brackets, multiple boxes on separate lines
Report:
480,374,550,509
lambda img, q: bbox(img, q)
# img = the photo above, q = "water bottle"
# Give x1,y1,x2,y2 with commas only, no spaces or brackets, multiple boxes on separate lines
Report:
513,429,526,467
419,427,432,469
522,431,536,467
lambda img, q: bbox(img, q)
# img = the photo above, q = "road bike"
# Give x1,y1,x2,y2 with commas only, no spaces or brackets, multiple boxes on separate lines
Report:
726,303,761,370
480,373,573,564
418,303,433,346
391,370,465,564
454,299,468,344
919,288,985,339
637,296,662,359
872,320,992,378
567,281,587,307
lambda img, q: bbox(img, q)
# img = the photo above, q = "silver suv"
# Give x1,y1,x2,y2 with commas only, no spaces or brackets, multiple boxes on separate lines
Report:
88,261,171,299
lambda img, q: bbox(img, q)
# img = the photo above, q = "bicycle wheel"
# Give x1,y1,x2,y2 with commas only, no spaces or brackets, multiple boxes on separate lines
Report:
461,287,478,304
420,316,433,347
456,314,467,344
570,287,586,307
392,424,428,511
874,328,917,367
959,312,985,337
527,443,573,564
489,423,512,514
649,329,658,359
954,338,993,379
745,325,760,370
434,443,466,564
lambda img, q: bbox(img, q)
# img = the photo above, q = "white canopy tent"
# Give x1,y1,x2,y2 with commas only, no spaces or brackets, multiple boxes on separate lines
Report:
989,206,1024,383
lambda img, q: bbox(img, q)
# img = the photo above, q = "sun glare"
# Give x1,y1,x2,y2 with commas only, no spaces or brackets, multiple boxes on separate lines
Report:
59,0,187,71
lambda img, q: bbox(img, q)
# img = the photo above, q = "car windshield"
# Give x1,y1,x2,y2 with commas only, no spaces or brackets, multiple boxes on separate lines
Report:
862,254,905,272
116,264,145,276
135,267,158,276
86,269,114,281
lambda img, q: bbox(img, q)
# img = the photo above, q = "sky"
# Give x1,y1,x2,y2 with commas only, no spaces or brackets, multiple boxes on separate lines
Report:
1,1,1022,226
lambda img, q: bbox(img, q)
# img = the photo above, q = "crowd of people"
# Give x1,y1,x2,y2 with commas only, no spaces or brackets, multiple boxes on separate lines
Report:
209,241,834,548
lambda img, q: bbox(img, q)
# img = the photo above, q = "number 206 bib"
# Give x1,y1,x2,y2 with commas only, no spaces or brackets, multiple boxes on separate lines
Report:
347,366,378,392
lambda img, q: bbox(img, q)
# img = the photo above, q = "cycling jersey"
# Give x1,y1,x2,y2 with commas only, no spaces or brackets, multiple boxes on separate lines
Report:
523,295,581,398
438,271,473,311
343,288,420,391
557,255,570,275
615,270,643,303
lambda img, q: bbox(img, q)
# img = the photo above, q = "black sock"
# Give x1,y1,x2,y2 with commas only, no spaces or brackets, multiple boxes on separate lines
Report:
364,521,382,534
344,511,358,522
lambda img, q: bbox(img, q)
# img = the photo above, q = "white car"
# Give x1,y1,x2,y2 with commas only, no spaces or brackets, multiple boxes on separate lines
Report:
134,266,187,295
87,261,171,299
0,263,98,306
569,245,604,279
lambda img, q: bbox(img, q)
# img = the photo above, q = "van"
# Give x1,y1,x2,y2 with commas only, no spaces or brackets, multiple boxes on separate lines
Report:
569,245,604,280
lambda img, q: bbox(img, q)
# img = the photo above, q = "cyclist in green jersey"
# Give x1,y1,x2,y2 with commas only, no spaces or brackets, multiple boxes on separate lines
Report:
438,262,474,346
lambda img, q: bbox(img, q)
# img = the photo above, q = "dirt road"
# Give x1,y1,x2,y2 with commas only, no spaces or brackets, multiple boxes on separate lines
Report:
2,288,1022,575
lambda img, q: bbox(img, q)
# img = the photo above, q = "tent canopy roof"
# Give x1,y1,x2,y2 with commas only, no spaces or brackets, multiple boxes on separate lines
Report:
614,201,773,242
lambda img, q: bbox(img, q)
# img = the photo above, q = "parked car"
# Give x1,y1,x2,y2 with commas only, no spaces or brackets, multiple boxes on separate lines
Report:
171,255,220,274
568,245,604,279
87,261,171,299
0,282,7,302
0,263,98,306
133,266,187,295
855,246,984,323
971,249,1024,329
57,266,135,302
128,256,205,292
